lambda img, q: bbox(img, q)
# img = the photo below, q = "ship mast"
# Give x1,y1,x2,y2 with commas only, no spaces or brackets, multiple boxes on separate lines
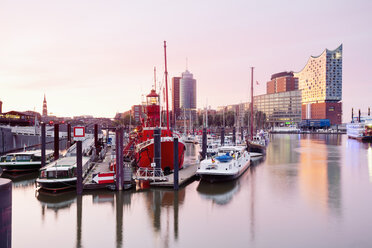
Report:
154,66,157,92
164,41,170,131
250,67,254,140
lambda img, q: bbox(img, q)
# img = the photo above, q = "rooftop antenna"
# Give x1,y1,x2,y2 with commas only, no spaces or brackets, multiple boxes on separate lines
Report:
186,57,188,70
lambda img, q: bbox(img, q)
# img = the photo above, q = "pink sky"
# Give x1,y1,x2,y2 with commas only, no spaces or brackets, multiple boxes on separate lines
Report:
0,0,371,122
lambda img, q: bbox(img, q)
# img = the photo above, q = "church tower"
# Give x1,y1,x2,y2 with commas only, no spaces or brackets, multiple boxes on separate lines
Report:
42,94,48,117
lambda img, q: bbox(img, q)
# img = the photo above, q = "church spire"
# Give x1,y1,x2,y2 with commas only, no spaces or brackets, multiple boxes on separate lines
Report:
42,94,48,117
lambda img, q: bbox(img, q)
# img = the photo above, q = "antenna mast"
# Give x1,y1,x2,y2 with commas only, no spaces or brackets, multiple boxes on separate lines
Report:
163,41,170,131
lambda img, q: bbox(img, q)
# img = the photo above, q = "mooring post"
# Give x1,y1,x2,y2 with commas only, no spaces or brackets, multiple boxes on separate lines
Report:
173,137,179,190
76,194,82,248
0,178,12,248
94,124,99,156
41,123,46,168
119,127,124,190
221,127,225,146
76,140,83,195
54,123,59,160
67,123,71,148
173,190,179,240
202,127,207,159
233,126,236,145
154,127,161,175
115,128,124,191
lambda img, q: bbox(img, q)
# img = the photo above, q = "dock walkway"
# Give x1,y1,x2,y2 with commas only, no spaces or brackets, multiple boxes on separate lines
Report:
83,147,113,190
150,162,198,188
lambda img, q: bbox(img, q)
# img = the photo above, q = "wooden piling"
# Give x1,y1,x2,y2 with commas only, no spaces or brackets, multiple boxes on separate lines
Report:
76,141,83,195
173,137,179,190
54,123,59,160
41,123,46,168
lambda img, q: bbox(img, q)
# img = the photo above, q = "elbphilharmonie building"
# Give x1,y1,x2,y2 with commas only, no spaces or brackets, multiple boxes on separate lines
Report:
294,45,343,125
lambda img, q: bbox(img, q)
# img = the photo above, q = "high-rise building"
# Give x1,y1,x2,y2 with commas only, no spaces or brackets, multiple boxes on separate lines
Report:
294,45,342,125
131,105,143,124
172,77,181,127
267,71,298,94
42,94,48,117
0,100,2,114
180,70,197,121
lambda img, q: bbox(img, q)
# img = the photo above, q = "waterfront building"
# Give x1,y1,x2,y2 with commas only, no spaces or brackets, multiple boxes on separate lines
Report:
267,71,298,94
0,111,37,126
172,77,181,127
180,70,197,122
254,90,302,127
294,45,343,125
0,100,2,114
42,94,48,117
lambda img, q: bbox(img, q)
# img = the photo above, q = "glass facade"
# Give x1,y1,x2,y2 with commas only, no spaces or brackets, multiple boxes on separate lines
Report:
254,90,302,126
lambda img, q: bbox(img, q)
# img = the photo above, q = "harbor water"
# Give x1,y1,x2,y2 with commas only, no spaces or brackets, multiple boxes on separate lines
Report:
3,134,372,248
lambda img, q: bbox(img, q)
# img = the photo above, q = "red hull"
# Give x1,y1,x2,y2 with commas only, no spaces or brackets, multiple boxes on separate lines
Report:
136,139,185,171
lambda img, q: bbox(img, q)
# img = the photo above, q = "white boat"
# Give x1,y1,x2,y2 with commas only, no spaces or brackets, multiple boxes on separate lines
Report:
346,116,372,141
197,146,250,182
0,150,54,172
184,135,198,144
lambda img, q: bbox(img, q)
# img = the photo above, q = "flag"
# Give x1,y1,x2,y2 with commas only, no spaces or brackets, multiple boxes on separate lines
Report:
256,81,259,85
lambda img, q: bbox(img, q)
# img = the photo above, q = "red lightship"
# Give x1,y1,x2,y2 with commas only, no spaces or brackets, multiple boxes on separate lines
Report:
123,41,186,174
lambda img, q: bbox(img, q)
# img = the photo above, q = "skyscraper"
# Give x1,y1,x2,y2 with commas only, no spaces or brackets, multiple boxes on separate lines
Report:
180,70,197,121
172,77,181,127
42,94,48,117
294,45,342,125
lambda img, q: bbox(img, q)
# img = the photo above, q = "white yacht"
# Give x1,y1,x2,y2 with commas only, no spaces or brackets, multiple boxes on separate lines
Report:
197,146,250,182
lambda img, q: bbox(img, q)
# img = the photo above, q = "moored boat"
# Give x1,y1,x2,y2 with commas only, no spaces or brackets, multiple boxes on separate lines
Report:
196,146,250,183
346,116,372,141
36,156,91,191
0,150,54,172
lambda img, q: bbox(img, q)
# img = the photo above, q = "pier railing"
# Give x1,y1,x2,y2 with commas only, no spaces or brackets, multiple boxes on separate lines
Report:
134,167,167,182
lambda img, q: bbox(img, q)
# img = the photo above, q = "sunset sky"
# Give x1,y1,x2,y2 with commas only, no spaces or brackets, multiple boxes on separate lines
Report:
1,0,371,122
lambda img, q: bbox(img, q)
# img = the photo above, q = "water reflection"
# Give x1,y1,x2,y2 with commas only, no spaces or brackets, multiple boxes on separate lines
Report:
145,189,185,247
197,180,240,205
267,134,300,165
368,147,372,183
1,171,38,188
297,138,342,216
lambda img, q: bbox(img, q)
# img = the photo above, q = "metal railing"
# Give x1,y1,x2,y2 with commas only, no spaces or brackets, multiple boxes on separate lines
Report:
134,167,167,182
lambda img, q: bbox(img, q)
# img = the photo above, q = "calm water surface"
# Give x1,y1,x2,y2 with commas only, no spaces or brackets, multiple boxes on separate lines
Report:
4,134,372,248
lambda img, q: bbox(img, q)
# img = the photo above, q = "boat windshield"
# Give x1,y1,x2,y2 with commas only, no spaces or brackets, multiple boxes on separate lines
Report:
46,170,70,178
5,155,14,162
15,155,32,161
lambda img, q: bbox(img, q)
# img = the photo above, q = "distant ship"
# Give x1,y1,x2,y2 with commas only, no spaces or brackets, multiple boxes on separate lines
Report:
346,116,372,141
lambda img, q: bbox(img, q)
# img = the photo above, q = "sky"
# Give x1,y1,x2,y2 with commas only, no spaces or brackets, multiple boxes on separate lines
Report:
0,0,371,122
